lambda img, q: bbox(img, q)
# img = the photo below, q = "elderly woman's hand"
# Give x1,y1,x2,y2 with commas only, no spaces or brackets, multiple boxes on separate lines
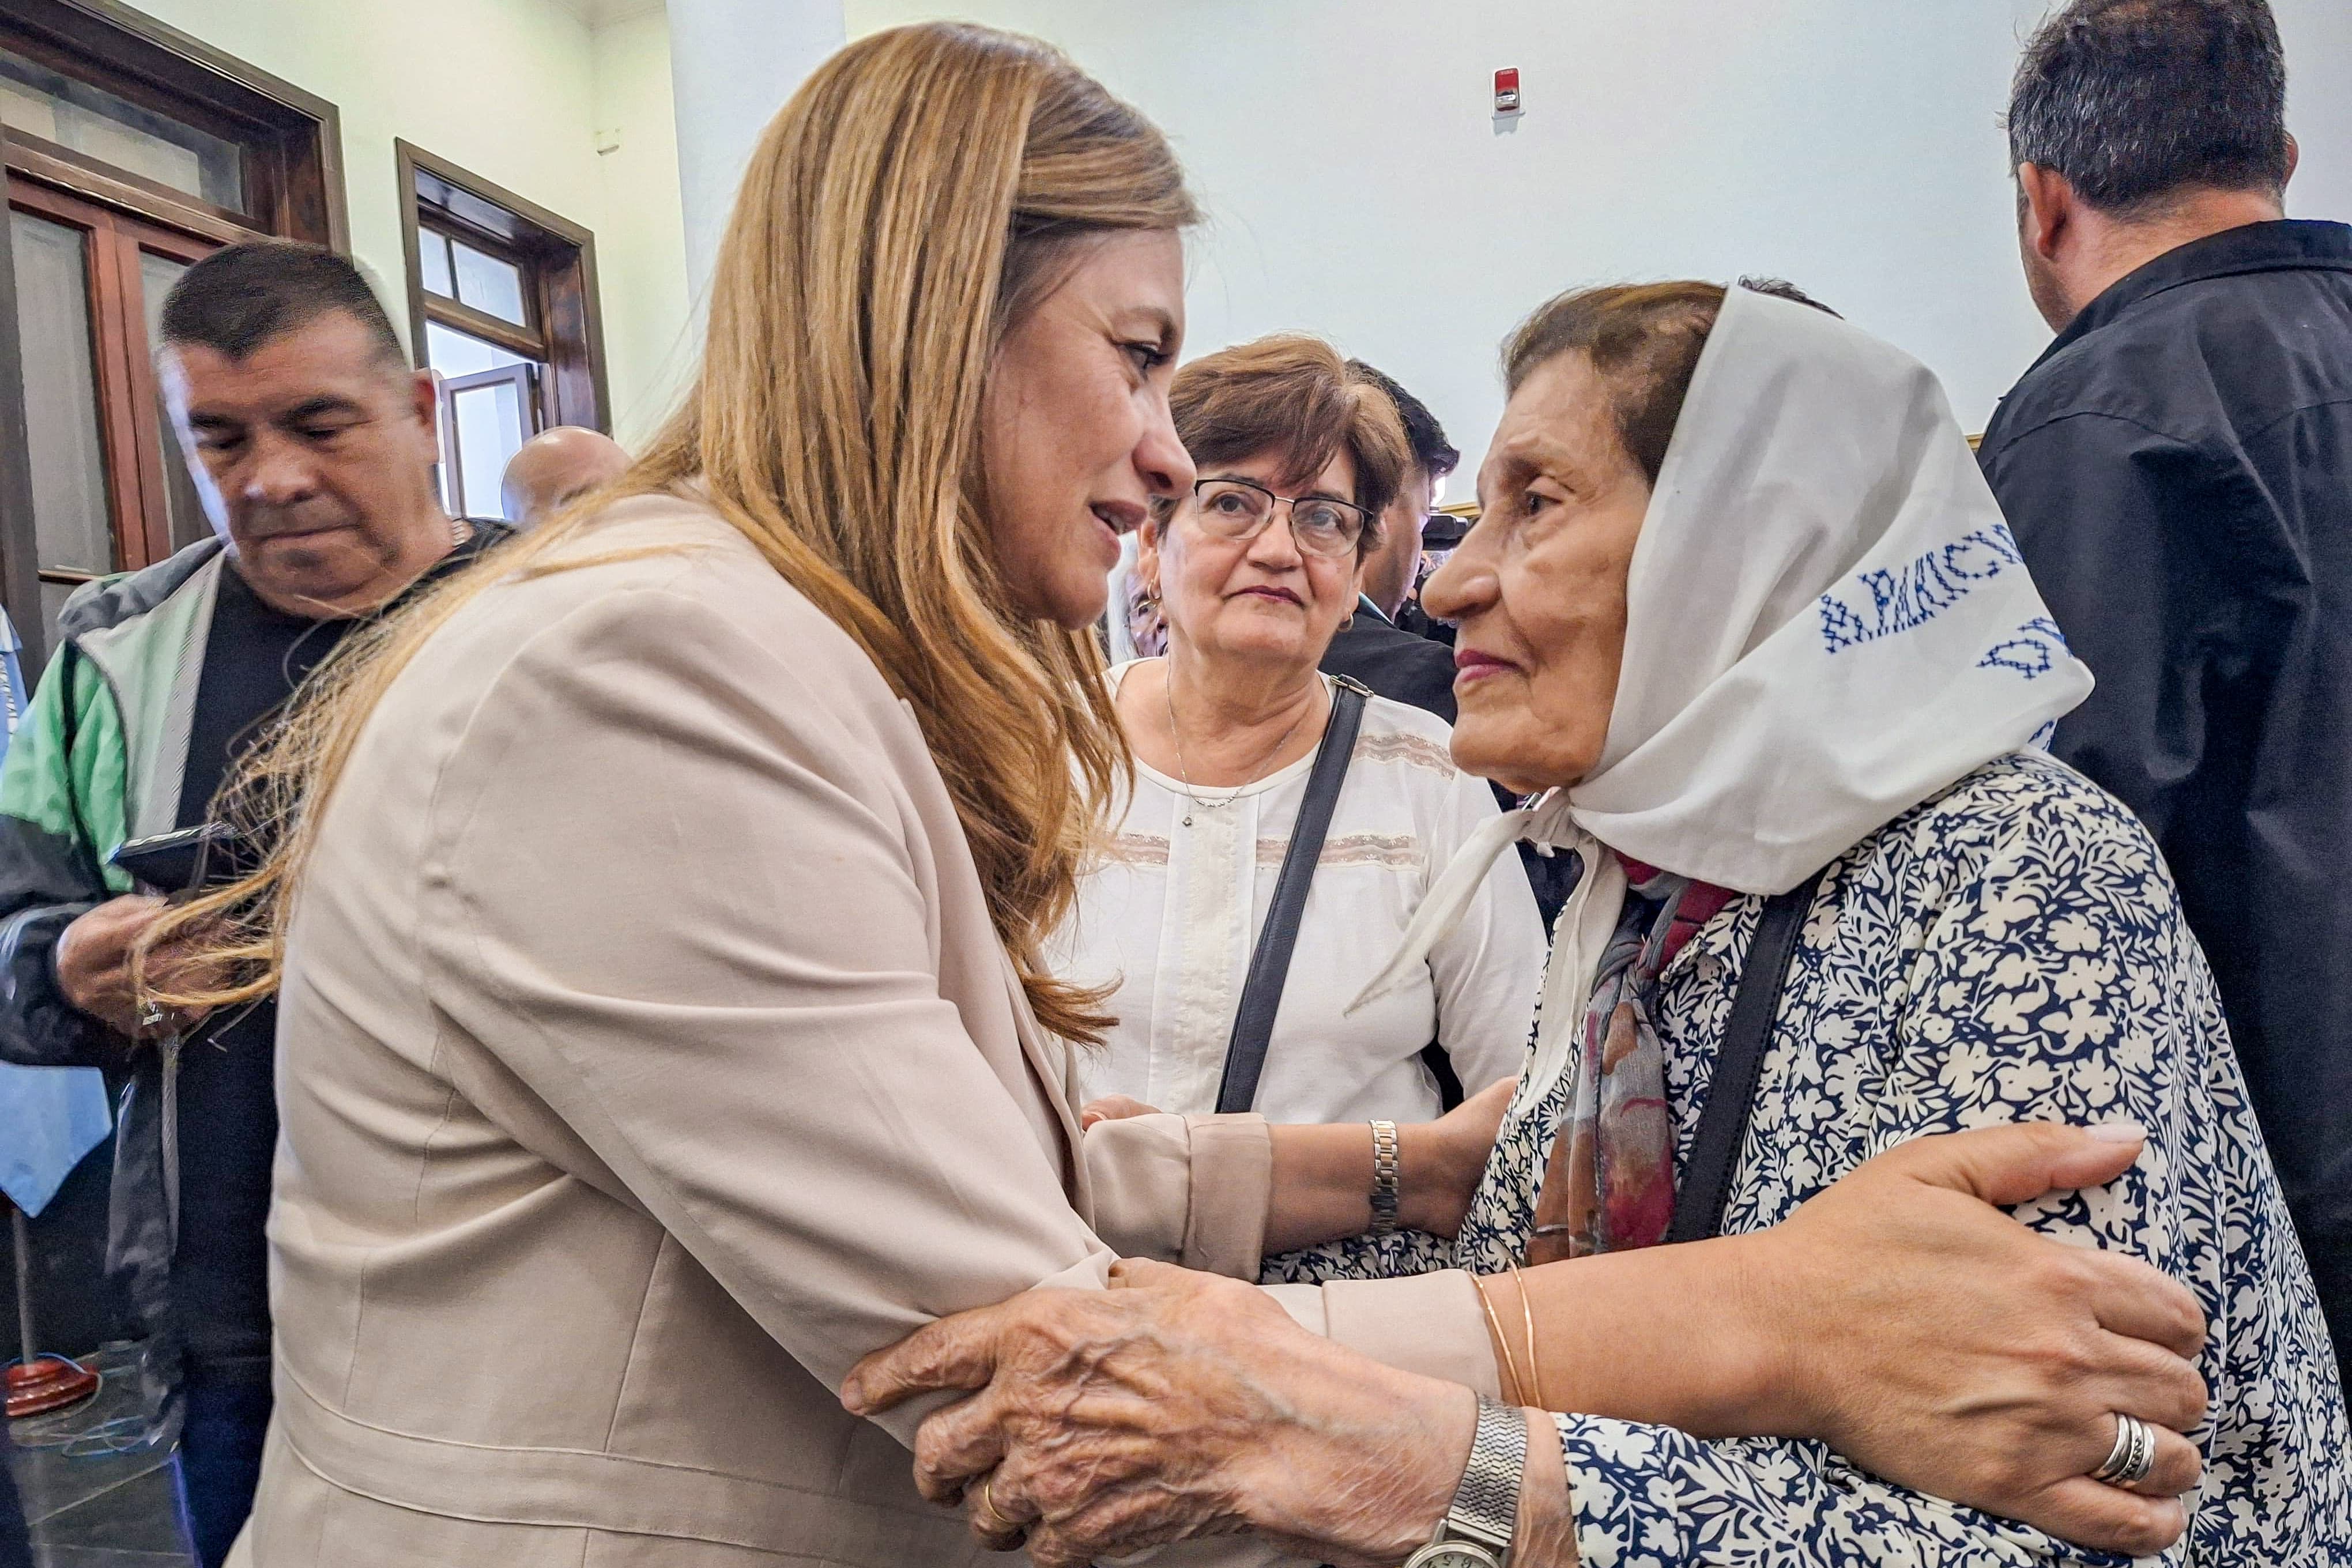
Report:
841,1261,1479,1567
848,1121,2210,1564
1736,1121,2208,1554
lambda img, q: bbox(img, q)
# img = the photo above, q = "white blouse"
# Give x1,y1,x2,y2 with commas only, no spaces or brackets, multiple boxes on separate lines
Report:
1050,662,1546,1126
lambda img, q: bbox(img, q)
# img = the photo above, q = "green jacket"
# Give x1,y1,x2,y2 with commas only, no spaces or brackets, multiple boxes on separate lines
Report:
0,538,234,1426
0,524,505,1414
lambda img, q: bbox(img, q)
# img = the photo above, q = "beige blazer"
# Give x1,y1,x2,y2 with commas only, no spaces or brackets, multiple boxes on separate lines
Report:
232,496,1491,1568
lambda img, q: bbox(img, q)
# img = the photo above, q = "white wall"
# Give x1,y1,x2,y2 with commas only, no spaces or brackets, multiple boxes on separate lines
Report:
666,0,845,292
846,0,2351,474
120,0,689,446
2273,1,2352,225
593,8,697,442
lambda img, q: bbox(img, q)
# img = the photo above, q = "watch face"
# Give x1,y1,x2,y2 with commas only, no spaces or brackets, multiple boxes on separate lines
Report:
1405,1546,1503,1568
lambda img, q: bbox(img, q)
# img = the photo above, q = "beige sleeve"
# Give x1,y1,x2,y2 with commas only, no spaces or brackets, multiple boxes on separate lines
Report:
1263,1271,1504,1399
1081,1109,1501,1395
416,585,1115,1445
1084,1112,1273,1278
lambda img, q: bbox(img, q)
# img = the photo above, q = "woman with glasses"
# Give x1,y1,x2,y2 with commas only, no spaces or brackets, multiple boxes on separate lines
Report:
1050,334,1546,1276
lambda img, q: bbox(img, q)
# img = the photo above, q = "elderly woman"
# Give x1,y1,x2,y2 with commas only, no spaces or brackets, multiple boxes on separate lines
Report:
849,284,2350,1566
1053,335,1541,1174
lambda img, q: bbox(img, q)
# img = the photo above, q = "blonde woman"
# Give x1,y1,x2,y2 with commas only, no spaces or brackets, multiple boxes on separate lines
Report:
154,24,2223,1568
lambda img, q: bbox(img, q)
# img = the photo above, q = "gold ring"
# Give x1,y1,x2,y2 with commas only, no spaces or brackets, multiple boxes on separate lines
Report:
973,1475,1017,1536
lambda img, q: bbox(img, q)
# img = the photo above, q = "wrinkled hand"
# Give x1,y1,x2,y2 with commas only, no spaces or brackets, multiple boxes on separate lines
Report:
1736,1121,2208,1557
56,895,212,1039
842,1260,1474,1567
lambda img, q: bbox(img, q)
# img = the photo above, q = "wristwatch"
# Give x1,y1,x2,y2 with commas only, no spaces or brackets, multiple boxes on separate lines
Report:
1369,1119,1402,1235
1403,1399,1527,1568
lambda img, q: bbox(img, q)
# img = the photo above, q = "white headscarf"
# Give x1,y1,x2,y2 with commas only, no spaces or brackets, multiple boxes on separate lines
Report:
1354,287,2090,1045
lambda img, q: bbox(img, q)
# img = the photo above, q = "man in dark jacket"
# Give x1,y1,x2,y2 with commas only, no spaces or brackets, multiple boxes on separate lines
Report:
1980,0,2352,1383
0,241,505,1565
1320,360,1461,719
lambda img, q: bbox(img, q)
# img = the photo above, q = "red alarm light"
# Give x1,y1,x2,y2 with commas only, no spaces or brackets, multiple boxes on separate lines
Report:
1494,67,1522,115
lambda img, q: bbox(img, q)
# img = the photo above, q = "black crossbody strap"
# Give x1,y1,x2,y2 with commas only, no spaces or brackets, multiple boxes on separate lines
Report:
1664,866,1829,1245
1214,677,1369,1115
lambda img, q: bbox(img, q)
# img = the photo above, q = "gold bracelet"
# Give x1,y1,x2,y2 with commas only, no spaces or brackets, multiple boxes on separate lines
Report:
1511,1263,1547,1410
1472,1274,1526,1405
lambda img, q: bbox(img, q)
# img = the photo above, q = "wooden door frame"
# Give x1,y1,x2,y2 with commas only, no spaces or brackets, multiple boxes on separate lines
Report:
9,178,146,599
0,0,345,250
397,141,608,437
0,0,346,670
107,208,213,564
7,176,215,604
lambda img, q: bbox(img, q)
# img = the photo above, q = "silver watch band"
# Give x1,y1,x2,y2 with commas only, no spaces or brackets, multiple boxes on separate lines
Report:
1403,1399,1527,1568
1369,1120,1401,1235
1444,1399,1527,1555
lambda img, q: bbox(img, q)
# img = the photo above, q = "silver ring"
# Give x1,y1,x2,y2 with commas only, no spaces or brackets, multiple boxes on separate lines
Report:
2089,1412,2157,1488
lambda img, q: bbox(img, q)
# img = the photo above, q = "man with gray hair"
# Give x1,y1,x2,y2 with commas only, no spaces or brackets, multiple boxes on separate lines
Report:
1980,0,2352,1384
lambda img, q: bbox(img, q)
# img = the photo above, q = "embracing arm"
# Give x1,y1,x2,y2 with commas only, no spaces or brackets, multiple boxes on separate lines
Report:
847,1117,2208,1565
845,1258,1578,1568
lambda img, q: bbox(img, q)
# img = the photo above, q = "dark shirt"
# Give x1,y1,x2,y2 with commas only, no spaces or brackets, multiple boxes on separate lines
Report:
1978,218,2352,1382
165,531,503,1379
168,565,360,1379
1320,595,1461,723
1395,599,1456,648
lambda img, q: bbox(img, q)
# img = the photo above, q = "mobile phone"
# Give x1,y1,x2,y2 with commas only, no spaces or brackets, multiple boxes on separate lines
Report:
110,824,231,894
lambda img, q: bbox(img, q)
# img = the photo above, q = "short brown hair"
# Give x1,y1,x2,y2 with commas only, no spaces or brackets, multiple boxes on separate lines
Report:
1163,334,1409,554
161,239,407,369
1503,281,1727,487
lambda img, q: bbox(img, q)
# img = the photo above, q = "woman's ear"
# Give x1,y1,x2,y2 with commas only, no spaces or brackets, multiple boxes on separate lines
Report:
1137,515,1164,591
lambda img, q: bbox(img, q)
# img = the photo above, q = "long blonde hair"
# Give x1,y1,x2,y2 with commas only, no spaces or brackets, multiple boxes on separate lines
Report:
146,24,1196,1044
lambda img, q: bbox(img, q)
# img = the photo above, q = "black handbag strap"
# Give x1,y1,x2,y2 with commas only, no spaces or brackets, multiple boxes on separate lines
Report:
1214,676,1370,1115
1664,866,1828,1245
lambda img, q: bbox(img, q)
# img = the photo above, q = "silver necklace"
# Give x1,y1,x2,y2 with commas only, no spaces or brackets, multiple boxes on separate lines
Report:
1163,665,1318,828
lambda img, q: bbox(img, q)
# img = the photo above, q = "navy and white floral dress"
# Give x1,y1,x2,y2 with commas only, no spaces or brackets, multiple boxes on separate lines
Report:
1268,752,2350,1565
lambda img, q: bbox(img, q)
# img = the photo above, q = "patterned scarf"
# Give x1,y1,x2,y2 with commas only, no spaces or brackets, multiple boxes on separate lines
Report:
1525,856,1734,1262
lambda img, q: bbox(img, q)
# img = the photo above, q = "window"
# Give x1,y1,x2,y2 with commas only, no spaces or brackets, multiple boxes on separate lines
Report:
7,185,212,631
0,0,345,665
0,46,244,210
397,141,607,523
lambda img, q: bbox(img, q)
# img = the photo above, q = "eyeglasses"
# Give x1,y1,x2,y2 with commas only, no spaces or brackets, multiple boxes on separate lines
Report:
1188,477,1371,559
